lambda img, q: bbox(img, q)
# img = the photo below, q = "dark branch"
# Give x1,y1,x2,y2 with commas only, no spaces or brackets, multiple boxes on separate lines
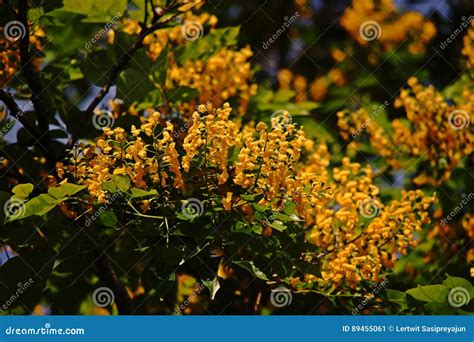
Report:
17,0,55,166
66,2,183,149
0,89,57,167
0,89,37,134
94,250,133,315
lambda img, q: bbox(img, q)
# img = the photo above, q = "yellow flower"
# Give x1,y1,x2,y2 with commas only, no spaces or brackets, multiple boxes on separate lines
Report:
222,192,233,211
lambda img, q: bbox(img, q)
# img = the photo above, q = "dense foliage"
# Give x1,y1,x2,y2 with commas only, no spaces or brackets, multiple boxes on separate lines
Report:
0,0,473,315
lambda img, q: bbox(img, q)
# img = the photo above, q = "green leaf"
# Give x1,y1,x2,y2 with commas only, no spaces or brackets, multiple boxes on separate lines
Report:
12,184,34,199
168,86,199,103
130,188,158,199
62,0,126,23
443,275,474,298
177,26,240,63
273,89,296,102
8,194,59,222
233,260,269,280
152,46,169,85
48,183,85,199
80,50,115,86
137,89,164,110
269,221,287,232
272,212,297,222
386,289,408,310
406,285,449,303
109,175,130,192
99,210,118,228
282,202,297,216
116,68,155,103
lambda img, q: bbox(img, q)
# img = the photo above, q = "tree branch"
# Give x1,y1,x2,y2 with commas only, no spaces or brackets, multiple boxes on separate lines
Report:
15,0,57,168
0,89,37,135
66,2,183,150
94,250,133,315
0,89,57,166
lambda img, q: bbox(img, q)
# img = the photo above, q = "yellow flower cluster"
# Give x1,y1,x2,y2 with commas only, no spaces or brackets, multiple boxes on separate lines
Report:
277,68,346,103
462,21,474,69
298,153,435,286
182,103,239,184
337,107,400,168
338,77,474,185
118,12,216,61
0,26,45,86
115,12,257,116
168,47,258,115
393,78,473,185
56,103,435,289
57,111,184,202
340,0,436,55
462,214,474,277
234,112,311,201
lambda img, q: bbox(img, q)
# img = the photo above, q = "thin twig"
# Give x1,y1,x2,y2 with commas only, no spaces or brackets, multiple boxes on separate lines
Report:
67,3,183,150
